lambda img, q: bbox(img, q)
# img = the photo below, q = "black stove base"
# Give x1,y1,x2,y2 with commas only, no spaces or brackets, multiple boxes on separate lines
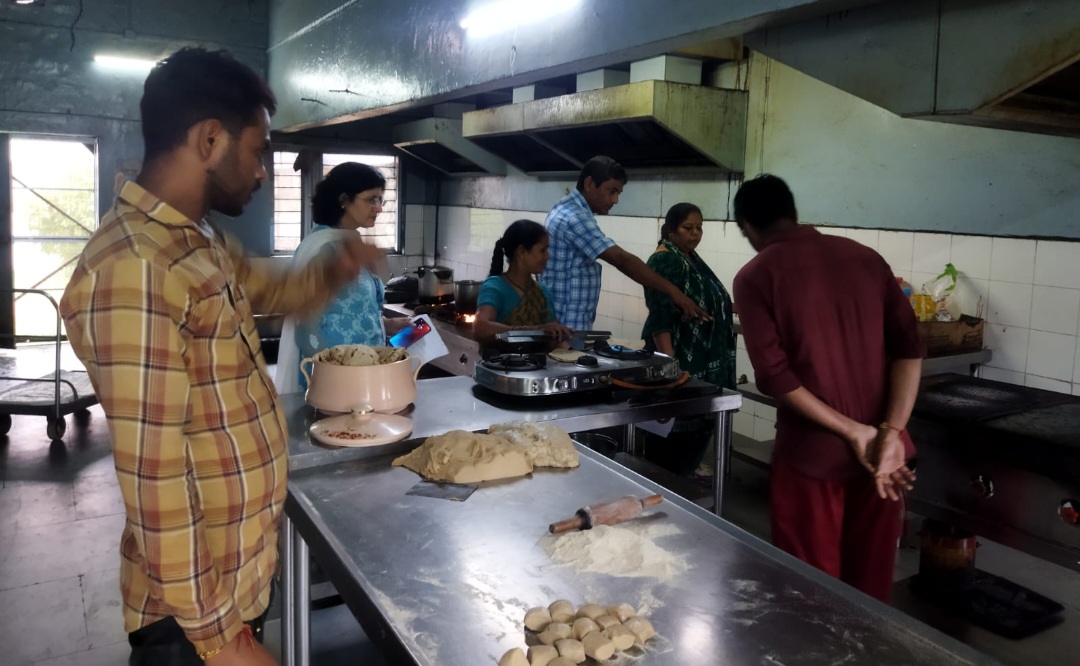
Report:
910,569,1065,639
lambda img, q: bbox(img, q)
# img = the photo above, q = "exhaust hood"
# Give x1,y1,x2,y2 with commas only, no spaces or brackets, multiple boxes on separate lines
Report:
747,1,1080,138
462,80,748,173
392,118,508,176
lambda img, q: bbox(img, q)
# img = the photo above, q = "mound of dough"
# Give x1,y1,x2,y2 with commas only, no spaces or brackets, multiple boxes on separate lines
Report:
377,346,409,364
487,422,579,469
392,430,533,483
319,344,380,367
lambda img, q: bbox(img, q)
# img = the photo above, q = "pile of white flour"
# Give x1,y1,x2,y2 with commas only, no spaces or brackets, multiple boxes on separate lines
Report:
541,522,687,580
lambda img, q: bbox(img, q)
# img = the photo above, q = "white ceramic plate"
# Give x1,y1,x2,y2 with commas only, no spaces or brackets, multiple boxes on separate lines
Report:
309,409,413,448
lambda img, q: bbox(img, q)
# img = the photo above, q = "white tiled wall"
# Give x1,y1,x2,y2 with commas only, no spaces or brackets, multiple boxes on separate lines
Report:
437,205,1080,440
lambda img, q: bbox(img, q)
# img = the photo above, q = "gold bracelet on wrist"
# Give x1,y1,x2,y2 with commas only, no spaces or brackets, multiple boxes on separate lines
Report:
878,422,900,432
198,645,225,660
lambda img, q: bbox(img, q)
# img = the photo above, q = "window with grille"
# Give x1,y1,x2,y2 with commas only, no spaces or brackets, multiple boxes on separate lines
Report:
272,152,400,254
272,151,302,253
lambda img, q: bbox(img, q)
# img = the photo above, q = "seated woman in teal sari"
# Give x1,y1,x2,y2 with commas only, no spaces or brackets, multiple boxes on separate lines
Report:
641,203,736,476
275,162,406,392
474,220,572,348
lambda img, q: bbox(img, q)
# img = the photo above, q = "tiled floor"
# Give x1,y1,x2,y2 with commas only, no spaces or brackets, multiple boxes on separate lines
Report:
0,345,1075,665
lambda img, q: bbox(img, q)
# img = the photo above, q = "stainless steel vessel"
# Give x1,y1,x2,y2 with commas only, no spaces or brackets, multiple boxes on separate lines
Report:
452,279,481,314
415,265,453,303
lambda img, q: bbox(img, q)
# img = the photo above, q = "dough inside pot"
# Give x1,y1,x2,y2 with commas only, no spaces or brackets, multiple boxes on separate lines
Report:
391,430,533,483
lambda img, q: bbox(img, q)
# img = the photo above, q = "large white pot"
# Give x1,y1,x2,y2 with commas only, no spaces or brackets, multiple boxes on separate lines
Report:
301,352,421,414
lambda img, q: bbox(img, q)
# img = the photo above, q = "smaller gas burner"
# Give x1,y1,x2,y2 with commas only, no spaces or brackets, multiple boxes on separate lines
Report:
431,304,477,325
593,343,653,362
481,353,548,372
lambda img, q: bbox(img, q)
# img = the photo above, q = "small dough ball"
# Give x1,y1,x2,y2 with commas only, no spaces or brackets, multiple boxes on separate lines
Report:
593,614,619,630
571,617,598,641
537,629,562,646
527,644,559,666
544,621,570,639
524,607,552,632
623,616,656,643
548,599,575,624
555,638,586,664
575,603,605,620
547,659,577,666
582,631,616,661
605,624,636,651
499,647,530,666
607,603,636,623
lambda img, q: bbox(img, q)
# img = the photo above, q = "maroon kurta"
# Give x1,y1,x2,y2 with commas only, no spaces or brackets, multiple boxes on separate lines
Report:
733,226,924,480
734,225,924,601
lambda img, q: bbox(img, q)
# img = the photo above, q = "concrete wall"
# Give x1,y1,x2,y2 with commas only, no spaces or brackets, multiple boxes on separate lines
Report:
742,53,1080,238
437,52,1080,238
0,0,274,255
266,0,884,131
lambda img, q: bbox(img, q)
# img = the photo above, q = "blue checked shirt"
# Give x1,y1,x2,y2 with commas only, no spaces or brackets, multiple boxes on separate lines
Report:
539,190,616,330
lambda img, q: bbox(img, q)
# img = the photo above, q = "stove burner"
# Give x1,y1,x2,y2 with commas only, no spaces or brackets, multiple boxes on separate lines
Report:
593,343,653,361
431,304,476,325
481,353,547,372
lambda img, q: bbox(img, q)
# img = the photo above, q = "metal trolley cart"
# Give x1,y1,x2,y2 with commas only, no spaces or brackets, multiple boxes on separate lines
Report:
0,289,97,441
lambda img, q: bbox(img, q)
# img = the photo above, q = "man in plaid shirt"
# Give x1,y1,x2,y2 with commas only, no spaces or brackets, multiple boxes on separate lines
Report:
60,49,381,666
540,156,706,330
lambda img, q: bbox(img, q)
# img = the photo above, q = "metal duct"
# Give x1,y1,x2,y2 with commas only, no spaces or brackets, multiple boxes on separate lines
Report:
747,0,1080,138
462,80,748,174
392,118,508,177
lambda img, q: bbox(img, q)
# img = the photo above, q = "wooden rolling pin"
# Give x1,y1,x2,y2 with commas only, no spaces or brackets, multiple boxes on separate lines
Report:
548,494,664,534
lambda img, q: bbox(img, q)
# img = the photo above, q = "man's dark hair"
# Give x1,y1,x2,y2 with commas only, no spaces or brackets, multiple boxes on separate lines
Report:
311,162,387,227
732,174,797,230
576,156,627,191
140,47,277,161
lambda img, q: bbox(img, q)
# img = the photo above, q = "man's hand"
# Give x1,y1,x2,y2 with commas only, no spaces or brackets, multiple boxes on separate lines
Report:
204,630,279,666
868,429,916,500
670,291,710,322
329,235,385,287
843,422,879,474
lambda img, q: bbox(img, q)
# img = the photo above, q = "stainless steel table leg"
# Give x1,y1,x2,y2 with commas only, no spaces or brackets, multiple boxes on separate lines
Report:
713,410,734,515
295,526,311,666
623,422,638,455
281,514,295,666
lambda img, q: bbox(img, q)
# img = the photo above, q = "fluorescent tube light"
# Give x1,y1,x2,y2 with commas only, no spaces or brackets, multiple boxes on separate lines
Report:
460,0,581,38
94,54,158,73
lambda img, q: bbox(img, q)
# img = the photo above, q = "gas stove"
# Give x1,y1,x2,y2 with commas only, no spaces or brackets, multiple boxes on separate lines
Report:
473,347,682,396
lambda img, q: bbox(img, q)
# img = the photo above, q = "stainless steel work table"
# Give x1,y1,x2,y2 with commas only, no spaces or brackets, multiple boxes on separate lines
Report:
279,375,744,665
282,376,742,515
280,442,998,666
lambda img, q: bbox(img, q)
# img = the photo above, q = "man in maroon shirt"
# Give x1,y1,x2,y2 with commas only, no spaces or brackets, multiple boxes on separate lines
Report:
732,175,921,601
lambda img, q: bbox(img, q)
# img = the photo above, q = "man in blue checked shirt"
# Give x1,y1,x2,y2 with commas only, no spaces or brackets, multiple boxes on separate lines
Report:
540,156,707,331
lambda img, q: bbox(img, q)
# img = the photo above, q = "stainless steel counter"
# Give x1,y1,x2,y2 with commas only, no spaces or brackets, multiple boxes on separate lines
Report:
282,443,998,666
282,376,742,473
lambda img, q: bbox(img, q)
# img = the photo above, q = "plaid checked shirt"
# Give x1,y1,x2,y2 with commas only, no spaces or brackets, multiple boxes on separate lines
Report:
60,178,341,655
538,189,616,330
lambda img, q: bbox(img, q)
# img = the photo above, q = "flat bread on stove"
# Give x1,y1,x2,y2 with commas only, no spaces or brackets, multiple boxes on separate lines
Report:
548,349,587,363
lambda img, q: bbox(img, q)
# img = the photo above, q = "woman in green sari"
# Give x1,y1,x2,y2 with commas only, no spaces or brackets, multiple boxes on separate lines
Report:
475,219,573,349
641,203,737,476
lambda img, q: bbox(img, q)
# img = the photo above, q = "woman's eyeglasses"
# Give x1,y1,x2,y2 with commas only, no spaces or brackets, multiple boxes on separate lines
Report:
361,195,385,207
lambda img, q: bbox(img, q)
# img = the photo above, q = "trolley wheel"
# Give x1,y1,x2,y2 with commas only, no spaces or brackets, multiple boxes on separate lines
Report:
0,413,10,436
47,417,67,441
74,408,92,424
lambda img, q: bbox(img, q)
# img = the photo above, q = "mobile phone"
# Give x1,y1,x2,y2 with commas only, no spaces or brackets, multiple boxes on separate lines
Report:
389,318,432,348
